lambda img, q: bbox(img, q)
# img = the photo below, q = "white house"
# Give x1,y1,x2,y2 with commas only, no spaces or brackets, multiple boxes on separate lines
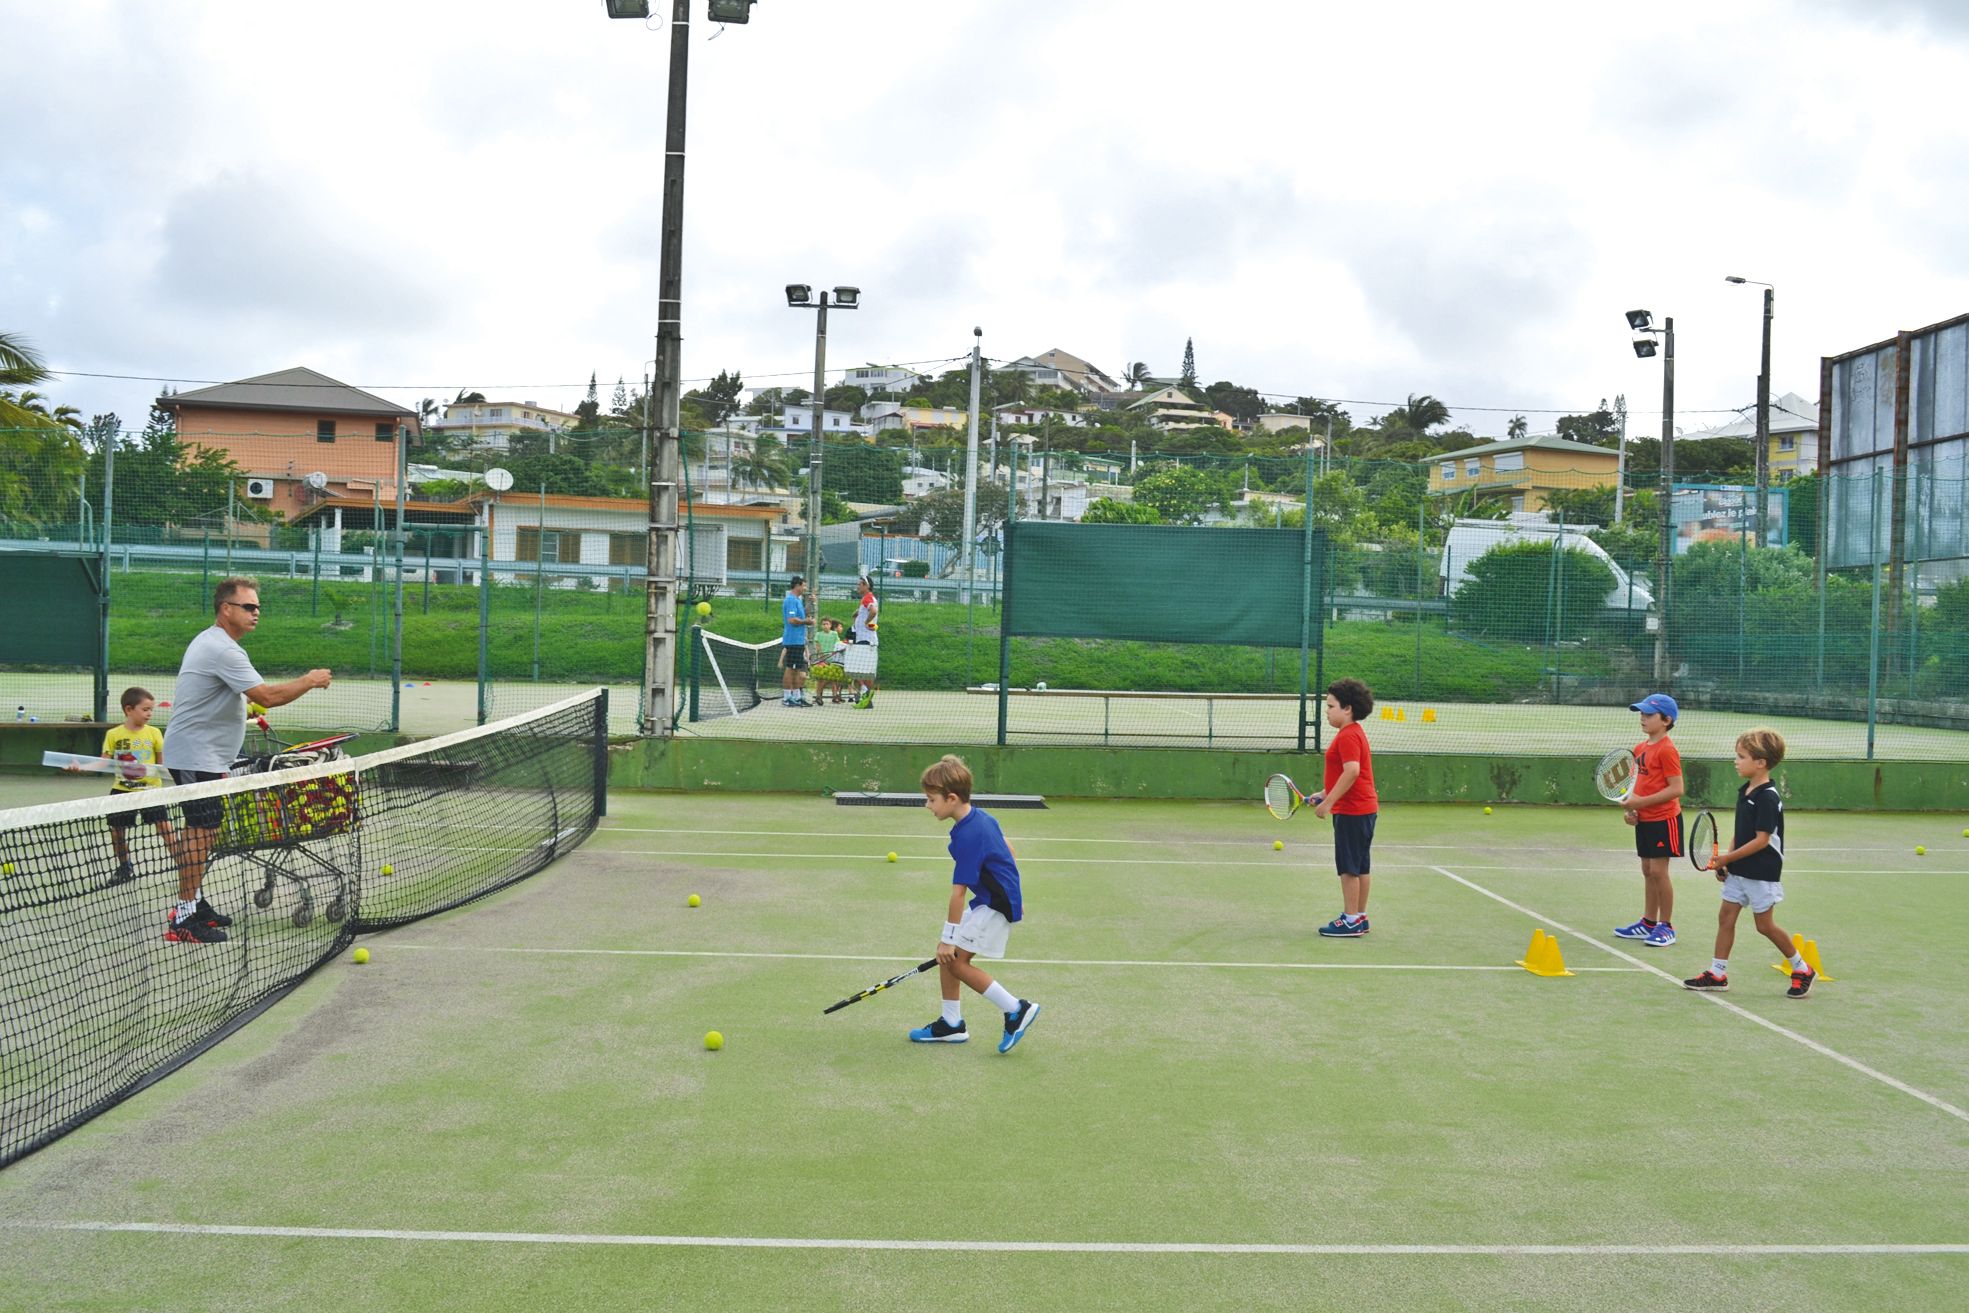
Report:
841,364,922,396
773,404,869,438
902,465,953,497
428,399,579,452
992,403,1090,429
1672,390,1821,481
478,491,790,587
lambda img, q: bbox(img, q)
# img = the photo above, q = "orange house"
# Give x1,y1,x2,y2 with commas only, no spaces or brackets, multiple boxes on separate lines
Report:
161,367,419,524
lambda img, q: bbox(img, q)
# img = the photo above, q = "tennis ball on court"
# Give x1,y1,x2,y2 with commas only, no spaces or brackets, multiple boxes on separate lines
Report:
704,1030,724,1051
1962,828,1968,839
687,893,701,907
1484,806,1493,815
1915,845,1927,856
695,600,712,617
886,851,898,863
352,947,370,965
380,863,394,876
1,861,13,875
1273,839,1284,851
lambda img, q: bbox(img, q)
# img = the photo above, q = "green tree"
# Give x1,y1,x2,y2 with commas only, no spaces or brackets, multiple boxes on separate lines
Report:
507,452,613,497
1132,463,1232,524
1204,380,1264,423
1784,472,1820,557
1179,338,1197,390
1507,415,1528,439
1555,400,1619,448
1123,361,1152,388
913,482,1008,545
1452,541,1617,642
1080,497,1162,524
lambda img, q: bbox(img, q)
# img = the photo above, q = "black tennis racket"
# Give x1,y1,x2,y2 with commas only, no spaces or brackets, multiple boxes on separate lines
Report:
823,959,937,1014
1689,810,1720,872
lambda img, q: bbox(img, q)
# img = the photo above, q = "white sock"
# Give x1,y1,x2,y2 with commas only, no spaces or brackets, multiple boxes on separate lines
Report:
941,998,963,1026
1789,952,1808,971
175,899,198,923
1711,958,1729,976
1346,912,1366,924
981,981,1018,1013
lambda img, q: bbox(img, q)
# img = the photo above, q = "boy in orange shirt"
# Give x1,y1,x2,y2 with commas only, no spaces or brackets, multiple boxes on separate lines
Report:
1613,692,1685,947
1314,678,1379,938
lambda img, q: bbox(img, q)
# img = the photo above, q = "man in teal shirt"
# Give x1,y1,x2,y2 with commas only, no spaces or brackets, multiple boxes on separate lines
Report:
780,576,814,707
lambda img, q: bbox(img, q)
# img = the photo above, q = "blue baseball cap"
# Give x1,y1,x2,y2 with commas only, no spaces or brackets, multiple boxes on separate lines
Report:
1630,693,1678,719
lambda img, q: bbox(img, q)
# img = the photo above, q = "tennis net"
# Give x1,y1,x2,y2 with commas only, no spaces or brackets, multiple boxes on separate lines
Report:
688,629,784,720
0,687,607,1170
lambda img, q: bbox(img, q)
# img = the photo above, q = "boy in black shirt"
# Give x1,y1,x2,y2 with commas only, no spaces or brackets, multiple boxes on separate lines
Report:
1684,729,1815,999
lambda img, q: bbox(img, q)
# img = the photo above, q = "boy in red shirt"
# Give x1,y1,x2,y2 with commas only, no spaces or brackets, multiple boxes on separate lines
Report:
1613,692,1685,947
1313,678,1379,938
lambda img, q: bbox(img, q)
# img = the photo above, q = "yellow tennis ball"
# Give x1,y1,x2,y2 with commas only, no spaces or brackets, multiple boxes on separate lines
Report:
1962,828,1968,839
704,1030,724,1051
695,600,712,617
1484,806,1493,815
1273,839,1284,851
380,863,394,876
352,947,370,964
687,893,701,907
1,862,13,875
247,701,267,717
886,851,898,863
1915,845,1927,856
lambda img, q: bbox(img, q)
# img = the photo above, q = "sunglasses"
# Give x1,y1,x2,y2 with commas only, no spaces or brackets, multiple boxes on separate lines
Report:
227,602,262,614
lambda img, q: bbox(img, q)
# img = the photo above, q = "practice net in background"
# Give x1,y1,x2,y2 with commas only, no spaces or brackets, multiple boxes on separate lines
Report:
687,630,785,720
0,688,607,1169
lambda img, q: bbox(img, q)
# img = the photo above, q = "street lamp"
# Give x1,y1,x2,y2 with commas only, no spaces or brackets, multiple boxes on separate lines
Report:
1627,308,1675,684
603,0,757,736
1726,275,1775,547
786,285,860,586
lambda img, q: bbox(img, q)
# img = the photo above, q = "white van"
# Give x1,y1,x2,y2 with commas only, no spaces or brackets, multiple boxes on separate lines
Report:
1439,514,1656,625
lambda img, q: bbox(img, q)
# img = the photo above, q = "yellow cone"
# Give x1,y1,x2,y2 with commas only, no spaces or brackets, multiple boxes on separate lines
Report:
1773,936,1835,981
1517,929,1574,977
1422,708,1437,723
1394,707,1407,721
1380,706,1394,720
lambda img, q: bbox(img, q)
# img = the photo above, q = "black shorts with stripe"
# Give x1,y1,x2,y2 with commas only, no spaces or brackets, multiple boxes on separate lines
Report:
1635,815,1685,859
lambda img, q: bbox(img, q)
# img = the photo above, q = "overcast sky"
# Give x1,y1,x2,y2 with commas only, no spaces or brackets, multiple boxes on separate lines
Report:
5,0,1968,439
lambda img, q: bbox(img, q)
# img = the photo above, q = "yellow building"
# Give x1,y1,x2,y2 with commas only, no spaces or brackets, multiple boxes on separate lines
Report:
1427,434,1621,512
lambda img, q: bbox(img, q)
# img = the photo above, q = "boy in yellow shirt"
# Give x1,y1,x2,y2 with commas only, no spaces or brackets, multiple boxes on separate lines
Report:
100,686,174,885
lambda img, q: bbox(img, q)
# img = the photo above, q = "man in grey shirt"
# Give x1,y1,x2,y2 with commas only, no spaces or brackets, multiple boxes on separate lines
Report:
160,576,331,943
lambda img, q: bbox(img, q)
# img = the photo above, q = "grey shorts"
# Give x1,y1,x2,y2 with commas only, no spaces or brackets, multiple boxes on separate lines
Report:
1719,873,1784,913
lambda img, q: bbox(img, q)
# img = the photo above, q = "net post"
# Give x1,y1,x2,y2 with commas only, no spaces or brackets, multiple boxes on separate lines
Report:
593,688,610,819
1866,468,1882,760
997,523,1013,746
1297,442,1314,753
96,431,114,724
477,513,492,725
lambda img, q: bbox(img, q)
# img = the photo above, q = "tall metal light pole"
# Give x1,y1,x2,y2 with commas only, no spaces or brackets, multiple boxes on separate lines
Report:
961,328,983,605
1726,276,1774,547
786,284,859,588
604,0,756,736
1628,310,1674,684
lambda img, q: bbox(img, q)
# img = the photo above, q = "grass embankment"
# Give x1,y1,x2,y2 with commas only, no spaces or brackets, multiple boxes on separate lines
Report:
103,572,1564,699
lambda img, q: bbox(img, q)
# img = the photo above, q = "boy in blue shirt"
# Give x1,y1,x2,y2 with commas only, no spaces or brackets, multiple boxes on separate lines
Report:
779,576,814,708
911,754,1041,1053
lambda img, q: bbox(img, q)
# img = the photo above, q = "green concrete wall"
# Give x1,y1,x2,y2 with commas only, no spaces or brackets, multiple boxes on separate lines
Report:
610,738,1969,812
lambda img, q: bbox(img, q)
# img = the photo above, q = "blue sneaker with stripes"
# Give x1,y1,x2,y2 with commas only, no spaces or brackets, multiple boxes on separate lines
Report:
1613,919,1652,940
998,1000,1040,1054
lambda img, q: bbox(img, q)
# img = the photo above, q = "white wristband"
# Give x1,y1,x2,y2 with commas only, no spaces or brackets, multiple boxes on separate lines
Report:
940,922,962,946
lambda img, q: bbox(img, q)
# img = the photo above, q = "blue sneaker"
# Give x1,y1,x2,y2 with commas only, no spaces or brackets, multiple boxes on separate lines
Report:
908,1018,968,1043
1613,919,1652,940
1318,915,1369,938
998,1000,1040,1054
1643,922,1677,947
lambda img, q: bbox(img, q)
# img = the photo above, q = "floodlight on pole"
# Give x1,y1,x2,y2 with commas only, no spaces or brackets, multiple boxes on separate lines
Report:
603,0,650,18
787,284,860,586
1626,309,1654,331
785,284,812,306
707,0,755,21
832,286,860,308
1726,275,1775,547
1632,339,1657,358
1624,307,1675,683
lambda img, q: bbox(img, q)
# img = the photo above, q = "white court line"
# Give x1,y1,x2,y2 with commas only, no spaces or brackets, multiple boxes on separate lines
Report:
12,1222,1967,1256
1427,864,1969,1126
383,944,1641,973
581,847,1951,876
601,825,1966,857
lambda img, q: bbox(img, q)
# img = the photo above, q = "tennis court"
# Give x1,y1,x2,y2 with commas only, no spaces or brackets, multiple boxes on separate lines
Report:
3,788,1965,1310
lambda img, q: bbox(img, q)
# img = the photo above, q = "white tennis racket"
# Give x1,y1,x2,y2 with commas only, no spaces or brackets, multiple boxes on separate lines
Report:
42,751,171,782
1264,772,1323,820
1594,747,1638,803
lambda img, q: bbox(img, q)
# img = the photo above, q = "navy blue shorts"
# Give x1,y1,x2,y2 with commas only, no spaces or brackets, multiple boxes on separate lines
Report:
780,644,809,671
171,768,228,829
1332,812,1376,875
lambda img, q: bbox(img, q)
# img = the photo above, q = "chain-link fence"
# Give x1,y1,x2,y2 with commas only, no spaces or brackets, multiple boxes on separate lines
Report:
4,422,1965,759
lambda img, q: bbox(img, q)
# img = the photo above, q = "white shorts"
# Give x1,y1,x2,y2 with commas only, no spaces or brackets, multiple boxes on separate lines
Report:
1719,873,1784,914
952,904,1011,958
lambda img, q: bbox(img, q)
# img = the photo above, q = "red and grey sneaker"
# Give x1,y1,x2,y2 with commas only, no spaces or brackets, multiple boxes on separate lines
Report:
165,910,228,944
1786,967,1816,999
1683,970,1729,992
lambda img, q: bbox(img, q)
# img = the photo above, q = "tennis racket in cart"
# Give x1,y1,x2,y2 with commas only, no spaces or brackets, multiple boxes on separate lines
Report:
823,960,938,1015
1264,773,1324,820
1688,810,1720,872
1594,747,1638,803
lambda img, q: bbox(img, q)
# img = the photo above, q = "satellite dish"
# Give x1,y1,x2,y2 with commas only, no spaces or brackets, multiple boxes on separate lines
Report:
304,471,328,491
484,467,514,492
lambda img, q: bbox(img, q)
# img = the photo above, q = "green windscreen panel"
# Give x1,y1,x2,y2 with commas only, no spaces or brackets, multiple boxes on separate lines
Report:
1003,522,1323,647
0,554,102,664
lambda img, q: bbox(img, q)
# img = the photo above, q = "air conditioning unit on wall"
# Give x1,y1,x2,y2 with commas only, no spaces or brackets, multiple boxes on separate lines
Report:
245,478,275,499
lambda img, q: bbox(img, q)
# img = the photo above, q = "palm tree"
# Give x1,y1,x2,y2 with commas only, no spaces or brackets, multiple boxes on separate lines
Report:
1507,415,1528,439
1403,393,1451,433
1123,361,1152,388
1,332,55,431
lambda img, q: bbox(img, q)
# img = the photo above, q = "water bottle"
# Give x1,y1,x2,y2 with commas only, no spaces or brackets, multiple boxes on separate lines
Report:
13,705,22,722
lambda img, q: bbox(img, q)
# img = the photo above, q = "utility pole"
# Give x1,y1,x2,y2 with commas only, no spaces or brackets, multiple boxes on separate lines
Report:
961,328,982,605
1656,317,1676,684
642,0,690,736
808,294,829,586
1755,287,1773,547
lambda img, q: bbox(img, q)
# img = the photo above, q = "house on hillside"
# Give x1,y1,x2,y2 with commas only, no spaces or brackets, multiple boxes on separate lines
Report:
1426,434,1621,512
841,364,923,396
999,349,1119,400
161,367,419,523
1127,386,1227,431
426,398,579,453
476,492,793,586
992,402,1090,429
1673,391,1821,482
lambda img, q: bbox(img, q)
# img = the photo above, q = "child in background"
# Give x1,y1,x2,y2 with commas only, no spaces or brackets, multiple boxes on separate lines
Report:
811,618,849,703
1613,693,1685,947
1683,729,1815,998
911,754,1041,1053
98,687,175,885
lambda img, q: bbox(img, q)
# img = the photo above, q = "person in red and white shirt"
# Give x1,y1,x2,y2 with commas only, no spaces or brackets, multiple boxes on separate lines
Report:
1313,678,1379,938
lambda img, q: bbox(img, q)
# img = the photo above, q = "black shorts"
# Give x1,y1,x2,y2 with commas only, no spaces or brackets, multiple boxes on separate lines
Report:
1635,815,1685,859
780,644,809,671
171,768,228,829
1332,812,1376,875
106,791,169,829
